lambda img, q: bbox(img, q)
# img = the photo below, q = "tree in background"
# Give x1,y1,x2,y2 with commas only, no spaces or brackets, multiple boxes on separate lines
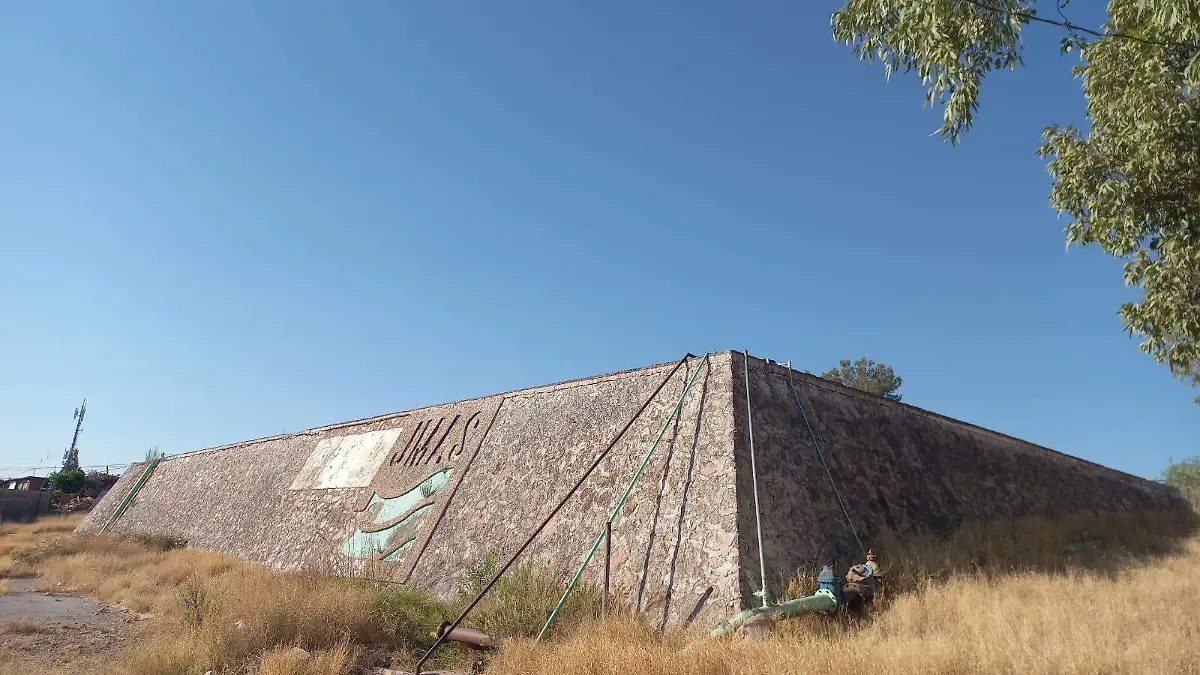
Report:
1162,456,1200,504
821,357,904,400
61,445,80,473
48,467,86,494
831,1,1200,401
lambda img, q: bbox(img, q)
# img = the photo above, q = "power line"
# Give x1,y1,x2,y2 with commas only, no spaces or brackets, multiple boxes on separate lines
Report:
0,463,131,473
961,0,1197,49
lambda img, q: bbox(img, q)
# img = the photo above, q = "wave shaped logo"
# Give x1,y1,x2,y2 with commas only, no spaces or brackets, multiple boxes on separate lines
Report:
342,467,453,563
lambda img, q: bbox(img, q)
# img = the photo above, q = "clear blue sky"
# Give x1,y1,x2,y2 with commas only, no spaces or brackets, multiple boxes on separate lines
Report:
2,2,1195,480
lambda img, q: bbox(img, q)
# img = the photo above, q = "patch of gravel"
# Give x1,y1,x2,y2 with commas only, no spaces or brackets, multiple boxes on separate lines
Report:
0,577,137,667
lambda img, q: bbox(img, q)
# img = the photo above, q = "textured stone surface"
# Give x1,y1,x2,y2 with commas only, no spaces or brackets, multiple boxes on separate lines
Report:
728,354,1187,607
79,412,412,573
79,350,1185,628
78,354,741,626
410,353,740,627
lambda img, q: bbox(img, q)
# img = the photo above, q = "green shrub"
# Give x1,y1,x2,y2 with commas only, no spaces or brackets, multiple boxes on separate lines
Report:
371,585,451,646
1163,457,1200,507
124,532,188,551
48,468,86,494
455,549,602,640
176,575,214,628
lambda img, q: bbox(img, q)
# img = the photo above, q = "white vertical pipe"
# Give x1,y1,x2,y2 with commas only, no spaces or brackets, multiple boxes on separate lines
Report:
743,350,769,608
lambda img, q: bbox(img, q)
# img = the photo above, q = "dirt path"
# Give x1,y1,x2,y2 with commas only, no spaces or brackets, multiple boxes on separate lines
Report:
0,578,137,672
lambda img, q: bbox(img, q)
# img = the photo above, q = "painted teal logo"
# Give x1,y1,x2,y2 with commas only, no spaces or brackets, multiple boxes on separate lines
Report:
343,467,452,563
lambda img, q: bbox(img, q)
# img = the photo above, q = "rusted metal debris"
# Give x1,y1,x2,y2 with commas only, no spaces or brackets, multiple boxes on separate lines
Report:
435,621,496,651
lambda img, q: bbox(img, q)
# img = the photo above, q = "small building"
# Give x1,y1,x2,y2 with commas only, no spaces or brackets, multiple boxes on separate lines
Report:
0,476,52,522
5,476,47,491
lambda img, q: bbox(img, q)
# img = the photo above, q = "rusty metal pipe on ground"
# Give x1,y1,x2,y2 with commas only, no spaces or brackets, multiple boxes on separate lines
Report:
436,622,496,650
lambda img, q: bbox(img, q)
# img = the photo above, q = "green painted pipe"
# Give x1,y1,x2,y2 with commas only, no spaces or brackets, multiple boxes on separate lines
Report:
710,589,838,638
537,354,711,641
101,460,160,533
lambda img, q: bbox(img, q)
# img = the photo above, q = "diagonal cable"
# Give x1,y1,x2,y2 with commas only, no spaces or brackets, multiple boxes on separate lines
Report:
784,367,866,556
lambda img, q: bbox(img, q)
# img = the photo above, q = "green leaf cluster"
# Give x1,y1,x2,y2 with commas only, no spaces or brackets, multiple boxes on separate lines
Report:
1161,456,1200,491
49,467,86,494
820,357,904,401
833,0,1200,400
832,0,1030,141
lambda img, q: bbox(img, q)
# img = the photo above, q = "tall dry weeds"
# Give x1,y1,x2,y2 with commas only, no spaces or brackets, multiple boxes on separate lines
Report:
490,509,1200,675
39,546,458,673
489,534,1200,674
7,519,589,673
0,513,84,577
258,641,355,675
3,508,1197,674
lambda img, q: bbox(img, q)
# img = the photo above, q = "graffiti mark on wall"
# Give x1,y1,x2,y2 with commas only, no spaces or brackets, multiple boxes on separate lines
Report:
342,403,496,571
388,410,484,468
342,467,453,561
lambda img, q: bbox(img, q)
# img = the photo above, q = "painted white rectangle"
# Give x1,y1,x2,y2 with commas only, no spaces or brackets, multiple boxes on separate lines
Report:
289,428,403,490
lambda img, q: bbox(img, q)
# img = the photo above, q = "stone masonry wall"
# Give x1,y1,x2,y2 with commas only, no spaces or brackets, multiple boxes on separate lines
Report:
80,350,1186,626
78,412,412,573
728,354,1188,607
411,352,741,628
79,353,743,628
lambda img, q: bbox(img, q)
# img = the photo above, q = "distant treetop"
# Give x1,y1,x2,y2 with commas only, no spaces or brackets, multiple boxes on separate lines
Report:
820,357,903,401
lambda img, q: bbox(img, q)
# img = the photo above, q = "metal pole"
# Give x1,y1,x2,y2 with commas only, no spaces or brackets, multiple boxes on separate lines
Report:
603,520,611,616
65,399,86,470
744,350,769,608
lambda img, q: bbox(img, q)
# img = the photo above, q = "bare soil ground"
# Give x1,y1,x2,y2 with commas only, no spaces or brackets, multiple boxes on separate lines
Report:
0,578,141,673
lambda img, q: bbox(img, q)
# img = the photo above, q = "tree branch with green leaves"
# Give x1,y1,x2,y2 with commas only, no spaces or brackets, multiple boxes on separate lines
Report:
832,0,1200,400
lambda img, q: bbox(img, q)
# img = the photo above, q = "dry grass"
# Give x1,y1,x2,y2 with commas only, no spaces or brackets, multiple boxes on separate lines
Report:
492,569,1200,674
0,619,44,635
258,642,355,675
838,509,1192,597
2,509,1197,674
0,514,442,673
31,536,458,673
0,514,84,577
490,508,1200,675
0,516,571,673
1181,486,1200,510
